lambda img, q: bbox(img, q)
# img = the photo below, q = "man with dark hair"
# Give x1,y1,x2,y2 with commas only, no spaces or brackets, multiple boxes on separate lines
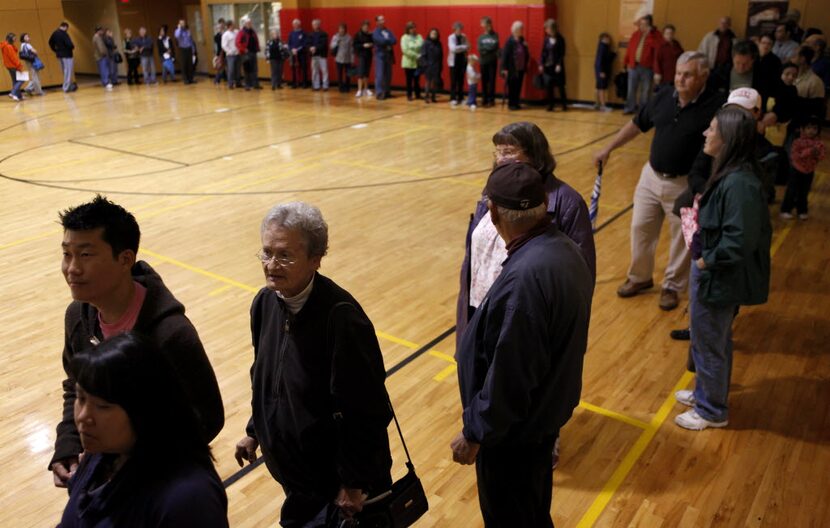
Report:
806,35,829,97
697,16,736,72
478,16,499,107
50,195,224,488
372,15,396,100
175,19,196,84
793,45,825,101
773,23,799,62
757,33,782,111
236,18,262,90
49,21,76,92
452,161,592,527
707,40,773,101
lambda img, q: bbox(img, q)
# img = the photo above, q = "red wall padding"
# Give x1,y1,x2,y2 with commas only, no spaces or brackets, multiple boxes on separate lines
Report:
277,4,555,100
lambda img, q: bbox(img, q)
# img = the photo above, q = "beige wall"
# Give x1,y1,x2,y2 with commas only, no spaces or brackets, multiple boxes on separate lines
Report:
557,0,830,103
0,0,67,91
60,0,121,75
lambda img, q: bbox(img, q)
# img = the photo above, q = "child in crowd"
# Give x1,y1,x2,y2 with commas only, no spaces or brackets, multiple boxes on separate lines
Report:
781,115,825,220
594,32,616,111
466,54,480,110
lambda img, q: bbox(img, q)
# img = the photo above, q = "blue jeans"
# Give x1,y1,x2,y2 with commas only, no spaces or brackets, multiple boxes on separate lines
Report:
689,264,737,423
467,83,478,105
7,68,23,97
161,58,175,81
97,57,110,86
141,56,156,83
624,65,653,113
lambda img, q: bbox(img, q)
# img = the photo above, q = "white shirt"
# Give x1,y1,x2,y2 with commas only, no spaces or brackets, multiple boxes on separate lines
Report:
447,33,468,67
469,214,507,308
277,275,315,314
222,30,239,56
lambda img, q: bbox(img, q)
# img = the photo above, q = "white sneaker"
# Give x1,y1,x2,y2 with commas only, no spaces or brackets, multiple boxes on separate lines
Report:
355,90,363,97
601,105,613,113
106,83,113,91
450,100,458,106
675,389,696,407
470,104,477,111
8,93,20,102
798,213,808,220
365,89,373,97
674,409,728,431
780,212,794,220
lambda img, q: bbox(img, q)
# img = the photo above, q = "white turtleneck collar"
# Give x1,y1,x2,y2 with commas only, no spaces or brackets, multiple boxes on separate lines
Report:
277,275,315,314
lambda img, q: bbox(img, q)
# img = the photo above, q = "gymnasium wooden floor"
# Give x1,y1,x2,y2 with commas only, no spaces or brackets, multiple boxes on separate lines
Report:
0,79,827,527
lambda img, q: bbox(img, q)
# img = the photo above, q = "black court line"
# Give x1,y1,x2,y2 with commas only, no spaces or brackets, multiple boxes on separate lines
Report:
67,139,190,167
593,203,634,234
222,325,457,488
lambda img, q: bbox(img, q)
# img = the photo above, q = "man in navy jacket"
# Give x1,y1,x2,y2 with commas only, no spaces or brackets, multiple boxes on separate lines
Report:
452,162,593,527
288,19,308,88
372,15,396,99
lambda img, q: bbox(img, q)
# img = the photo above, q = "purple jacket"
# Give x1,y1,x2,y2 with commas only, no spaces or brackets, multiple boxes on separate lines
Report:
456,175,596,353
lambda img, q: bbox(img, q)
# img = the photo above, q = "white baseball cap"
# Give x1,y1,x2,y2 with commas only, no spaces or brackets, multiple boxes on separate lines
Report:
724,87,761,112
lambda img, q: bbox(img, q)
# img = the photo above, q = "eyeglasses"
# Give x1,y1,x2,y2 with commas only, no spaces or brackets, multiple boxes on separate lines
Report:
255,251,296,267
493,146,523,161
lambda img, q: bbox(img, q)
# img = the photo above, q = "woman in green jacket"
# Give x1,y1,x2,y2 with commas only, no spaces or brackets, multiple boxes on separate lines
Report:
400,21,423,100
675,106,772,431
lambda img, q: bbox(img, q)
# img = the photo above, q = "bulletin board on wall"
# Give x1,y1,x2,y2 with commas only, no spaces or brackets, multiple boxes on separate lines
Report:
746,0,789,38
618,0,654,46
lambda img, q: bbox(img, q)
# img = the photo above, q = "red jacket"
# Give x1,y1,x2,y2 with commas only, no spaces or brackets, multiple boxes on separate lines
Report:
1,41,22,70
624,27,663,69
654,39,684,82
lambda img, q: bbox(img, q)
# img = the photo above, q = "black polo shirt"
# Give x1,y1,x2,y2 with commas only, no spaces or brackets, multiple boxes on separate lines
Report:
633,87,726,176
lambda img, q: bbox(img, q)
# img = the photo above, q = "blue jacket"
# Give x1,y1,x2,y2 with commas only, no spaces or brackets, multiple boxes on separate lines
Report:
457,223,593,446
456,175,596,352
373,27,396,58
289,29,307,53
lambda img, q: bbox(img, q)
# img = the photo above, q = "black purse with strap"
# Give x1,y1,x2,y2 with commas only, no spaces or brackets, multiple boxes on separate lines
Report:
326,302,429,528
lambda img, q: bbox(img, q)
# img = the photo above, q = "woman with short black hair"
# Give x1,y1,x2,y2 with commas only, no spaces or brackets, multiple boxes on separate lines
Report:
58,332,228,527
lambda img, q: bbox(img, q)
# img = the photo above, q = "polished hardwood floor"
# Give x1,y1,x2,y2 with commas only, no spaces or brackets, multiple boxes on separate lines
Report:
0,79,827,527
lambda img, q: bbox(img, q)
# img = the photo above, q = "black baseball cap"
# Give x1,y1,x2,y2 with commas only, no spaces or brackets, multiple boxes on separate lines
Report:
484,161,546,210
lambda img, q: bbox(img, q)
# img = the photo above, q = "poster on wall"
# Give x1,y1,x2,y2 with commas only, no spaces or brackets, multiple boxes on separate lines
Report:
619,0,654,45
746,0,789,39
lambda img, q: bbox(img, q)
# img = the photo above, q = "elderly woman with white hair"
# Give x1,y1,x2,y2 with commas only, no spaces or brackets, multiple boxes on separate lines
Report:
236,202,393,527
500,21,529,110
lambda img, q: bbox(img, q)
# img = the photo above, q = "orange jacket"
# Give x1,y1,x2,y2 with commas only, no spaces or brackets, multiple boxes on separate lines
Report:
1,41,23,70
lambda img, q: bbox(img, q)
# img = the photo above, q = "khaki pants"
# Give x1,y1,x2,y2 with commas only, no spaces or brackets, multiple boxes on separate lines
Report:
627,162,690,291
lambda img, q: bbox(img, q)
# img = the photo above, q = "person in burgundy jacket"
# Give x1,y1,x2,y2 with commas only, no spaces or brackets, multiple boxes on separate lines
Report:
623,14,664,114
654,24,684,91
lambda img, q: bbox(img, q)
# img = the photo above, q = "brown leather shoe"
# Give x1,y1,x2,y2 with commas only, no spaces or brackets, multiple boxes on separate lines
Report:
617,279,654,298
659,288,679,311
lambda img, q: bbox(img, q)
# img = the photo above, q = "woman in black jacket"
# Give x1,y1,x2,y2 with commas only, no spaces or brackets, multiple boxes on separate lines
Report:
501,21,529,110
421,28,443,103
58,333,228,527
539,19,567,111
353,20,374,97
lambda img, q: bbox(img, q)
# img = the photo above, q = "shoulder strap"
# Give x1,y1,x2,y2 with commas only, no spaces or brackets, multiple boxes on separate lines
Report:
326,301,415,470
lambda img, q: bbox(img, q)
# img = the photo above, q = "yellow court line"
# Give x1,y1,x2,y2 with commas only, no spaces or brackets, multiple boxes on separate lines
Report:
376,330,420,350
428,350,456,364
138,248,259,293
578,400,651,430
433,364,457,382
0,229,60,250
209,284,233,297
576,211,798,527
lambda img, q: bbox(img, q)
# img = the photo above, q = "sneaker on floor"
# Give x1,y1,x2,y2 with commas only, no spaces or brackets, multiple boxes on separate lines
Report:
9,93,20,102
780,212,794,220
105,83,113,91
798,213,808,220
365,89,373,97
470,104,477,111
601,105,613,112
355,90,363,97
450,100,458,106
675,390,696,407
674,409,728,430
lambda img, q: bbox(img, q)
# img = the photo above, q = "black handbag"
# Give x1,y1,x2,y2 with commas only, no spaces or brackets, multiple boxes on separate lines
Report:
113,52,123,64
349,403,428,528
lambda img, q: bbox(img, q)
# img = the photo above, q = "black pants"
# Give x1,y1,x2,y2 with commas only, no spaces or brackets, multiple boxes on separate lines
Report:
336,62,350,92
450,63,466,102
292,54,308,87
280,487,337,528
476,438,556,528
180,47,194,83
404,67,421,98
481,62,497,104
243,52,259,88
126,58,140,84
545,68,567,109
270,59,283,88
507,71,525,108
781,168,814,215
